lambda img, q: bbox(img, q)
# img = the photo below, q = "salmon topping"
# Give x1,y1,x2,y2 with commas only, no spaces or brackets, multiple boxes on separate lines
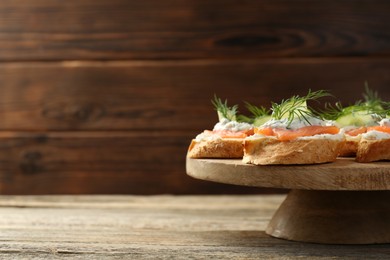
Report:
205,129,254,139
255,125,340,141
254,127,275,136
345,127,367,136
367,126,390,134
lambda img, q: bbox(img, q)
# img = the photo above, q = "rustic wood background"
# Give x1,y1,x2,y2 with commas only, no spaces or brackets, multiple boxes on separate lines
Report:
0,0,390,194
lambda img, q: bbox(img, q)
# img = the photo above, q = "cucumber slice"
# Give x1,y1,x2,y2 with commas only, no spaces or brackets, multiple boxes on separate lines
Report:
278,101,309,119
217,111,236,122
336,111,375,127
253,116,272,127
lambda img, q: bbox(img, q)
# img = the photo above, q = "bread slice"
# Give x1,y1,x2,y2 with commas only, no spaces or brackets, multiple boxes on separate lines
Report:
338,135,361,157
187,138,244,158
356,137,390,162
339,140,358,157
243,136,345,165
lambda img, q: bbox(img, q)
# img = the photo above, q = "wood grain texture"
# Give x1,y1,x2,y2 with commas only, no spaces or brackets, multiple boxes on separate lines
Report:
1,1,390,195
267,190,390,244
187,158,390,190
0,131,273,195
0,59,389,131
0,195,389,258
0,1,389,60
0,59,389,194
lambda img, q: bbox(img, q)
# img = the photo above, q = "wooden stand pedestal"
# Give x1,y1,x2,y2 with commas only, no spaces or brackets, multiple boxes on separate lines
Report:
186,158,390,244
266,190,390,244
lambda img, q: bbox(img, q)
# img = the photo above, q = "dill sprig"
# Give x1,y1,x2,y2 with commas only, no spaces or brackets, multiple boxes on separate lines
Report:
245,102,270,118
321,102,350,120
211,95,238,121
321,100,386,120
236,102,270,124
321,84,389,121
271,89,330,126
363,81,380,107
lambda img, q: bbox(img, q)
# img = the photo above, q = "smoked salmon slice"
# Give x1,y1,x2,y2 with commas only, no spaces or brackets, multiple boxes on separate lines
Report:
205,129,254,138
367,126,390,134
345,127,367,136
255,125,340,141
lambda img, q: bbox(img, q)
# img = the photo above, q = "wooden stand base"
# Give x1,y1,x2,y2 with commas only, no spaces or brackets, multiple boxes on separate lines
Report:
266,190,390,244
186,159,390,244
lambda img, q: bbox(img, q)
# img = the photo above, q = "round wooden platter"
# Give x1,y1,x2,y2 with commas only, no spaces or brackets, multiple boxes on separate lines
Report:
186,158,390,244
186,157,390,190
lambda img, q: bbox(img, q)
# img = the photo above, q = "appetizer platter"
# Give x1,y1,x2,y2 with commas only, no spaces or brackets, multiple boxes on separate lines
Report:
186,87,390,244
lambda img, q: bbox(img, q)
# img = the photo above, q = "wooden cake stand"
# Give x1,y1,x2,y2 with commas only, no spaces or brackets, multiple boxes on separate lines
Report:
186,158,390,244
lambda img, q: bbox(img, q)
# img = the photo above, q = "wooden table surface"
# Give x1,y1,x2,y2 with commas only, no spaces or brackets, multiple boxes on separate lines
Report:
0,195,389,259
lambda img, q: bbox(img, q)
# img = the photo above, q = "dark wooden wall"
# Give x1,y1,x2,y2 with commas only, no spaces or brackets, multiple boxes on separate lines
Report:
0,0,390,194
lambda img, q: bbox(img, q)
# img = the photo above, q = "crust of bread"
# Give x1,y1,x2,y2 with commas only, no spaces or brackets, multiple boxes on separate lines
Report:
243,136,345,165
339,140,359,157
187,138,244,158
356,138,390,162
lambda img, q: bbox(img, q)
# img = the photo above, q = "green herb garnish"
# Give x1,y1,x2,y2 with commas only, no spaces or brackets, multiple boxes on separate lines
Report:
321,83,389,126
211,95,238,122
322,84,388,122
362,81,381,109
237,102,271,126
322,102,354,120
270,89,330,127
246,102,270,119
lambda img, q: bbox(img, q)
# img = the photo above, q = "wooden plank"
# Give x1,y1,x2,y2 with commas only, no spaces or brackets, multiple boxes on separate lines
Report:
0,195,388,259
0,131,275,194
0,195,282,210
0,1,389,60
0,59,390,131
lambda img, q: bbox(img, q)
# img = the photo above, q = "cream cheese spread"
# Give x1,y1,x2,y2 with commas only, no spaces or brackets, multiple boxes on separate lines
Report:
379,118,390,127
345,134,362,142
297,133,345,141
359,118,390,140
362,130,390,140
195,118,253,142
213,118,253,132
194,132,222,142
247,116,341,140
261,117,335,130
245,132,344,141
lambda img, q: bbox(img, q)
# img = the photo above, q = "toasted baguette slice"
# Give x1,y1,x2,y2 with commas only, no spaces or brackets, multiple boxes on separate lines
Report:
187,138,244,158
339,140,358,157
356,137,390,162
243,136,345,165
338,135,361,157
